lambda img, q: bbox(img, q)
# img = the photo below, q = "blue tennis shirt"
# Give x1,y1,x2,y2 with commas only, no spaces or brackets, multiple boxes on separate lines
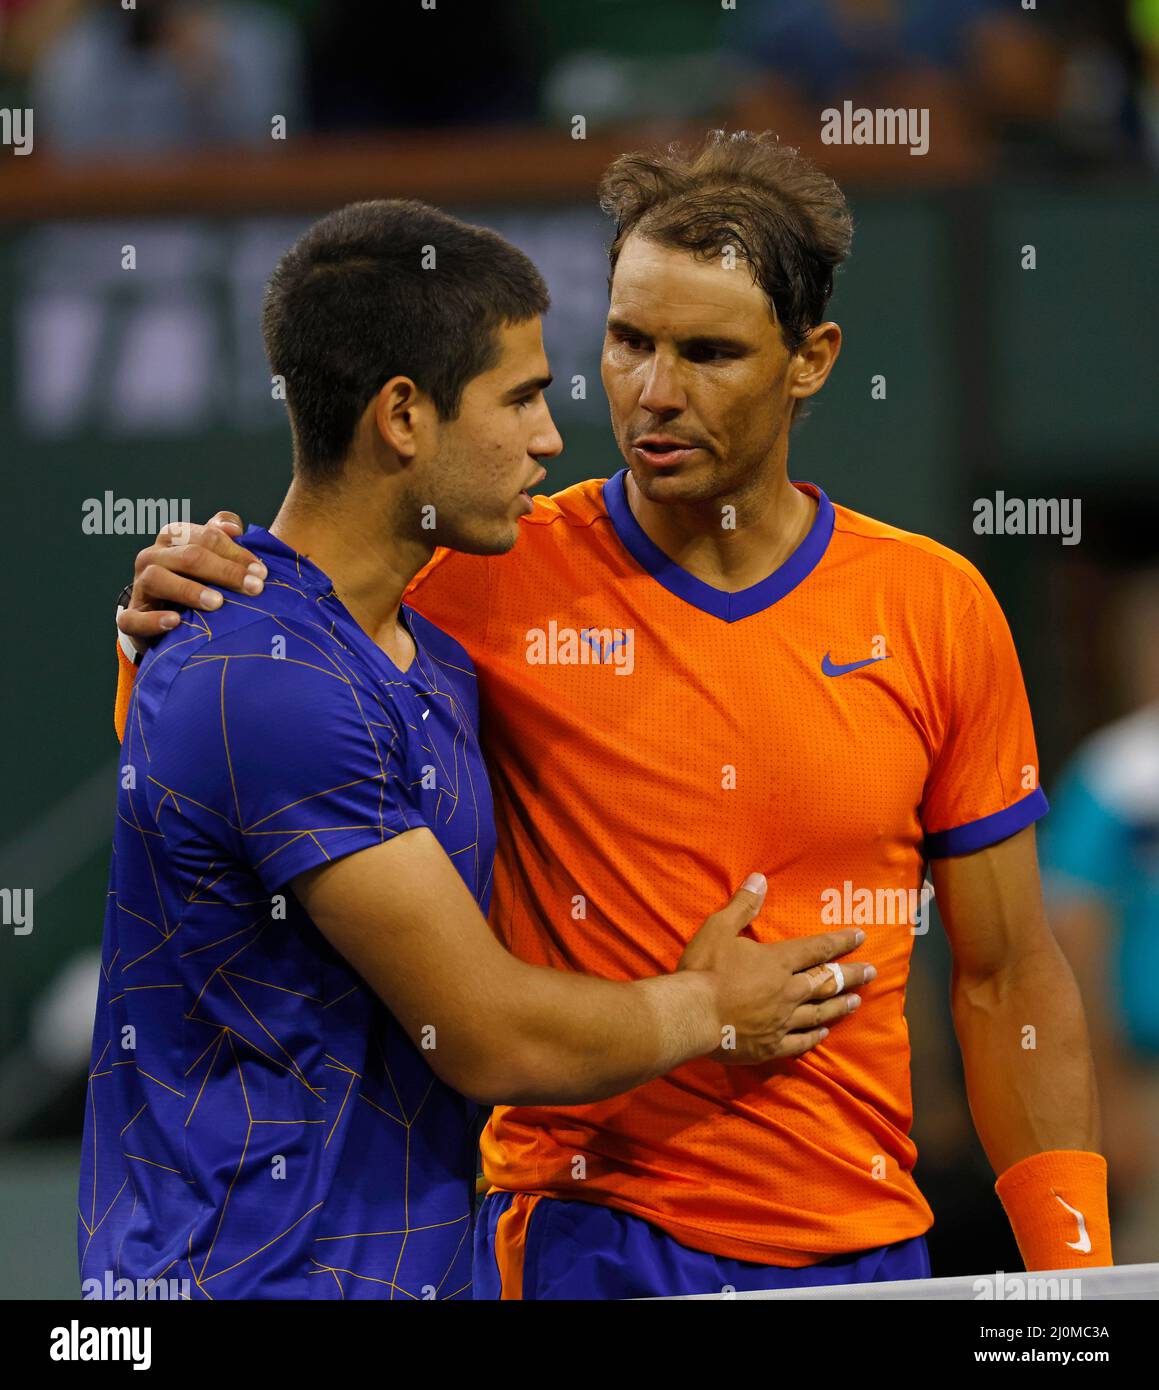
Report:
80,526,496,1299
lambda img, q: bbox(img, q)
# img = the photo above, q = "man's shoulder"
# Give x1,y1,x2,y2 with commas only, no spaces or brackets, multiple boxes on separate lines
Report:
827,495,994,609
142,590,341,674
134,594,382,741
534,474,992,596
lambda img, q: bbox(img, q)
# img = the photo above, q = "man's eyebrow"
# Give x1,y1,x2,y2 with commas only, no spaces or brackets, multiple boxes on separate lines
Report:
680,333,751,353
605,317,750,352
503,374,553,400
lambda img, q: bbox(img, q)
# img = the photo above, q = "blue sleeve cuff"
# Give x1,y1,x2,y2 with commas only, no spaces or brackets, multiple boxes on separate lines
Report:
253,820,426,895
924,785,1049,859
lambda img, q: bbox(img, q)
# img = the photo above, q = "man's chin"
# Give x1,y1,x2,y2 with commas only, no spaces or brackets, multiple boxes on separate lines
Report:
449,518,522,557
626,458,713,503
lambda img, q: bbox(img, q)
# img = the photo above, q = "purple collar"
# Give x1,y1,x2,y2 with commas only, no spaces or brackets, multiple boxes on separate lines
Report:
601,469,835,622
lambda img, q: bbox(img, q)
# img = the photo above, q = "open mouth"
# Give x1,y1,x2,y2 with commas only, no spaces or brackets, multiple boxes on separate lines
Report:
515,468,547,509
632,440,701,467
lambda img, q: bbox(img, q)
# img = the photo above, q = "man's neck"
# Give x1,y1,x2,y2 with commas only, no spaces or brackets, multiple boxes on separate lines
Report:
269,480,433,659
624,462,817,594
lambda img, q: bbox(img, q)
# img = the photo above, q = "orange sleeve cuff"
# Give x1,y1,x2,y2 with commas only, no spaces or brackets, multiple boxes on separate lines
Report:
994,1149,1112,1270
114,639,137,744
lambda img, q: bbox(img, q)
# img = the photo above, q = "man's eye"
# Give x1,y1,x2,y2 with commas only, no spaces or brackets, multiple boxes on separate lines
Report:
613,333,647,351
688,346,734,363
515,394,537,410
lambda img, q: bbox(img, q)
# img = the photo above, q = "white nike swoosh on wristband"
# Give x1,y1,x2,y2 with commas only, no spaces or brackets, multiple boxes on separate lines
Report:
1054,1193,1092,1253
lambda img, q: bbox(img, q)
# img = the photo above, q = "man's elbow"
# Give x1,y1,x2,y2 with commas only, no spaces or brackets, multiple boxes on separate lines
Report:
437,1039,582,1109
951,937,1076,1011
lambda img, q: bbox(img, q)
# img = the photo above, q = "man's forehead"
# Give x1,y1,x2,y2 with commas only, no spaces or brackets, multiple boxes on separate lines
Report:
461,315,550,401
490,316,547,371
609,237,772,330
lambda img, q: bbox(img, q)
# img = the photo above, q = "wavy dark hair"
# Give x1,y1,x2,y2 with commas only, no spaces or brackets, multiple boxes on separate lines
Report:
599,130,853,354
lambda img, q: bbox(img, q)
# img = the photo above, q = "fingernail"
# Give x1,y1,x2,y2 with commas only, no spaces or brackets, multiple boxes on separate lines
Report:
243,575,264,595
864,965,877,981
741,872,767,894
201,590,223,609
819,1028,829,1039
160,613,179,630
247,562,267,578
847,994,861,1010
854,929,866,945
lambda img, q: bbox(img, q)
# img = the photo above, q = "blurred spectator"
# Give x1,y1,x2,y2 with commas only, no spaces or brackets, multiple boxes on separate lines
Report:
0,0,74,78
29,0,303,157
1042,0,1147,168
724,0,1010,107
0,0,78,109
1042,567,1159,1267
721,0,1146,172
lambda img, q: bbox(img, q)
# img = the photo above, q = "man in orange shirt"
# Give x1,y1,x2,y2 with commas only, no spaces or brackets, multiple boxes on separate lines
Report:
117,132,1110,1297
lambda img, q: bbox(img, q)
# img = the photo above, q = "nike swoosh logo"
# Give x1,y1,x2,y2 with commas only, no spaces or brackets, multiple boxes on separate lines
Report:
821,652,891,677
1054,1193,1092,1253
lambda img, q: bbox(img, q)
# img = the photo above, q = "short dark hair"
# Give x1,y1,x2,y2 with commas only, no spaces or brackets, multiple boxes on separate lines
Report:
598,130,853,354
262,199,550,481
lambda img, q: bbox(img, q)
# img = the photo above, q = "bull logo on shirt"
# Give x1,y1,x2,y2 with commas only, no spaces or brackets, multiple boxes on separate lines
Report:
525,622,635,676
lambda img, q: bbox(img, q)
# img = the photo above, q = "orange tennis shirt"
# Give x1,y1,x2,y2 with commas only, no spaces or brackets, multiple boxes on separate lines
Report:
114,472,1048,1266
407,472,1046,1266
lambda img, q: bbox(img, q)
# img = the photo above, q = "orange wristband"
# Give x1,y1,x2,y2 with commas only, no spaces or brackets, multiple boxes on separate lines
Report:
994,1149,1112,1270
114,638,137,744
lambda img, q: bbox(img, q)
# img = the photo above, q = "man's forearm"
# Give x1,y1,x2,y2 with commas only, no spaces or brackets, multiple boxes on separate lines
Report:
951,938,1099,1176
477,963,721,1107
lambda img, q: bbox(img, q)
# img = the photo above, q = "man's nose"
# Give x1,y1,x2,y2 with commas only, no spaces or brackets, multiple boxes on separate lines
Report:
532,404,564,459
638,354,686,415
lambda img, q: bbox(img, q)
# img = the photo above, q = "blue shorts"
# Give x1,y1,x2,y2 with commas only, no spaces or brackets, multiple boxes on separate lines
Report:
474,1190,931,1299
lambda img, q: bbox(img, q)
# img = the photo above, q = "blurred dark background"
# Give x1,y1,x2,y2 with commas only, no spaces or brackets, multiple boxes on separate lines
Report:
1,0,1156,1295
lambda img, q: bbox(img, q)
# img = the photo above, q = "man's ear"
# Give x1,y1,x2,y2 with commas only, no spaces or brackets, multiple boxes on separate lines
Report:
372,376,423,461
788,322,842,402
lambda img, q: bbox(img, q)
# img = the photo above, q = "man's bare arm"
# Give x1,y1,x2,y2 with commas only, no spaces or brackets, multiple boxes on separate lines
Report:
932,824,1100,1174
294,828,871,1107
1052,894,1151,1196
